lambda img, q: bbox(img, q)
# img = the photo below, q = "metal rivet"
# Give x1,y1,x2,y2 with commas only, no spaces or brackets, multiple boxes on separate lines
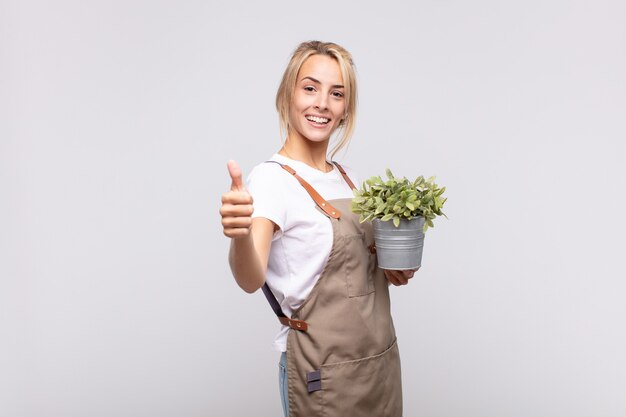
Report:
296,322,301,328
321,203,326,207
332,211,336,215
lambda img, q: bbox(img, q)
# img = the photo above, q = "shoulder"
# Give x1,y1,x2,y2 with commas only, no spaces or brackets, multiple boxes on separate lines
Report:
246,156,310,204
246,157,291,188
333,161,361,188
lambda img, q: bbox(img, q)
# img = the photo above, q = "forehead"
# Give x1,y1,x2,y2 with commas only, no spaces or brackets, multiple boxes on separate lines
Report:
297,54,343,85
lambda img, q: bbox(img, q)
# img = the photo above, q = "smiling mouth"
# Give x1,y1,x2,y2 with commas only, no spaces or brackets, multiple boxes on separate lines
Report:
305,115,330,125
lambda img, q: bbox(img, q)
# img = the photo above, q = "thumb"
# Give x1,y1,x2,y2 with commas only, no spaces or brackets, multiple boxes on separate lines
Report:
227,160,244,191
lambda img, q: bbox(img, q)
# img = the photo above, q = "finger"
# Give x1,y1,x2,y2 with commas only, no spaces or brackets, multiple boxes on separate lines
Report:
384,270,403,286
221,216,253,229
227,160,244,192
220,204,254,218
390,270,409,285
402,270,415,279
221,191,253,205
389,276,402,286
223,227,251,239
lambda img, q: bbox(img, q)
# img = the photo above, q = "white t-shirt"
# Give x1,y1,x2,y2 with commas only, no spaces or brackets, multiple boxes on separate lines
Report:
246,153,360,352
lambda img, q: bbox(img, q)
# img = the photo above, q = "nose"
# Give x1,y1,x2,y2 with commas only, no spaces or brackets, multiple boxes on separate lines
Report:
314,92,328,110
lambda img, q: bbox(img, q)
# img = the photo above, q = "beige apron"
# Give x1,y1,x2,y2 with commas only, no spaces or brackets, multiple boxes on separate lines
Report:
267,162,402,417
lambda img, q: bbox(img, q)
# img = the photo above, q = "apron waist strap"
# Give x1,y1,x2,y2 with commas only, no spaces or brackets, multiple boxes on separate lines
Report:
279,316,309,332
261,284,309,331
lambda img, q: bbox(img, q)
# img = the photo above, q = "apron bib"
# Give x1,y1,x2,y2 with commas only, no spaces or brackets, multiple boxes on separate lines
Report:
265,163,403,417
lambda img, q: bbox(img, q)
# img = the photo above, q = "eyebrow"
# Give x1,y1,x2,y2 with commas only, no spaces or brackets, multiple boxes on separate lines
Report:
300,76,344,89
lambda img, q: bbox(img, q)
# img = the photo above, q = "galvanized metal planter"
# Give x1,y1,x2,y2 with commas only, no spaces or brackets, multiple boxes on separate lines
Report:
372,217,425,270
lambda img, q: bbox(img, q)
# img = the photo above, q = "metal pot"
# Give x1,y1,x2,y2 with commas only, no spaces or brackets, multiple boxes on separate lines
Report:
372,217,425,270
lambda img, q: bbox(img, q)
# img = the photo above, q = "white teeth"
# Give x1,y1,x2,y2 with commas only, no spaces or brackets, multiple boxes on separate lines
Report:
306,115,329,124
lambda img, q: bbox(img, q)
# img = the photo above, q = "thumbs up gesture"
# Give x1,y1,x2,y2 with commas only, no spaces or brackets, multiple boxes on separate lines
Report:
220,160,254,238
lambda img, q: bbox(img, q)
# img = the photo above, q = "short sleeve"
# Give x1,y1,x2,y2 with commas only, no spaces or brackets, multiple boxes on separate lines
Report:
246,163,286,239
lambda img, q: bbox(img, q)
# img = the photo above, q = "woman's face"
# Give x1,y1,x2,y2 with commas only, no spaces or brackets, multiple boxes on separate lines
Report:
288,54,346,145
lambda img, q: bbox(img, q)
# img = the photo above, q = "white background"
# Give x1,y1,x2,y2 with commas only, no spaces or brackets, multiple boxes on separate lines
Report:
2,1,625,416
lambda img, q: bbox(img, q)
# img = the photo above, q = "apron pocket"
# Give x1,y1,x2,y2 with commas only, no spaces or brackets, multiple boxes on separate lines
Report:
343,233,375,297
318,340,402,417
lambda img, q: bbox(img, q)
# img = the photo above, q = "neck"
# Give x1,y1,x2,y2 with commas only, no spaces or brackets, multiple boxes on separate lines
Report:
279,135,332,173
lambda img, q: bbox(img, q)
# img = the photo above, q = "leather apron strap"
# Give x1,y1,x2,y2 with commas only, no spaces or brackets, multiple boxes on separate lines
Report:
332,161,357,190
259,160,356,332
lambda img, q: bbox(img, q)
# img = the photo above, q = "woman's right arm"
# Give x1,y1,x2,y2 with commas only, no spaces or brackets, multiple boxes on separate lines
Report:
220,160,276,293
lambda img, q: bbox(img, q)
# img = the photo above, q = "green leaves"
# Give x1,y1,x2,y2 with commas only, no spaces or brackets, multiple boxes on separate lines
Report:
381,213,394,222
351,168,448,231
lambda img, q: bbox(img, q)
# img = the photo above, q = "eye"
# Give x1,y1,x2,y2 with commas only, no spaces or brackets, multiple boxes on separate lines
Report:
332,91,344,98
304,86,316,92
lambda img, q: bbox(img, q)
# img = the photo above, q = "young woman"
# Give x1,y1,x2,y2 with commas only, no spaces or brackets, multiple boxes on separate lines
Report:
220,40,416,417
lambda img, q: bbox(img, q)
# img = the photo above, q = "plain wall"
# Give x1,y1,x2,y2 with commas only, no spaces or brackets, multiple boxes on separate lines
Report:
2,0,625,416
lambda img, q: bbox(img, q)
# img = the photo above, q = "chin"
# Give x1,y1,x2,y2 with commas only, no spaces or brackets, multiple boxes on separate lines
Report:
303,127,339,143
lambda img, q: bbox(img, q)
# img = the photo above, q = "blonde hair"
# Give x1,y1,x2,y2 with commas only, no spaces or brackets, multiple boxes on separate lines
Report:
276,40,358,159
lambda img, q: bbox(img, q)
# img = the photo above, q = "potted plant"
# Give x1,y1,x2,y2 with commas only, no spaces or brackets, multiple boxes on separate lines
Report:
351,169,447,270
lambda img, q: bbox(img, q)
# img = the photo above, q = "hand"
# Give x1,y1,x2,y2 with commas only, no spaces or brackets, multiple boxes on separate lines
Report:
384,268,419,286
220,160,254,239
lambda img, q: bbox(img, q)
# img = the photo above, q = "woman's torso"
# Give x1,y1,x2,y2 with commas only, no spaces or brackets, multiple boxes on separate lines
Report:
245,153,359,351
